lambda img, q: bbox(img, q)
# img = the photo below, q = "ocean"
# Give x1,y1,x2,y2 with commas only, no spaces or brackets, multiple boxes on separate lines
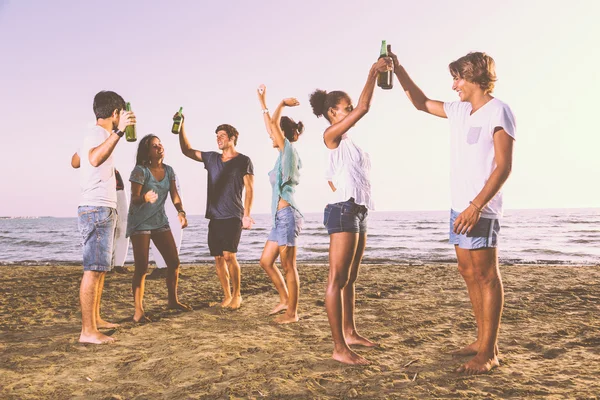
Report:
1,208,599,266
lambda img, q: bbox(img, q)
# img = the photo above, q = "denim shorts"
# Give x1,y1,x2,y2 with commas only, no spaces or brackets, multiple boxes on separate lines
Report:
267,206,303,246
130,224,171,236
323,198,368,235
78,206,118,272
449,209,500,250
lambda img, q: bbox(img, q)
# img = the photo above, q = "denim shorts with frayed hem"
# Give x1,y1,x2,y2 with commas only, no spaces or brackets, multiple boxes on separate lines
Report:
78,206,117,272
267,206,303,247
323,198,368,235
449,209,500,250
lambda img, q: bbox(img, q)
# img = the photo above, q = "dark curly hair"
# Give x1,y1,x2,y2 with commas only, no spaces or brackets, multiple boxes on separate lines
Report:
215,124,239,145
309,89,351,122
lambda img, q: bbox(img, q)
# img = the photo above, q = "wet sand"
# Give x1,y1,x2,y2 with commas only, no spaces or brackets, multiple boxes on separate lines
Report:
1,264,599,399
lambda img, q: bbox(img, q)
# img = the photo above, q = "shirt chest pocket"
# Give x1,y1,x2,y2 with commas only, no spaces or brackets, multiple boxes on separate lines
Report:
466,127,482,145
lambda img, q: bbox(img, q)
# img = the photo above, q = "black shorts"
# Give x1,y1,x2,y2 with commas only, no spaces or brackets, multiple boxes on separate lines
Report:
208,218,242,257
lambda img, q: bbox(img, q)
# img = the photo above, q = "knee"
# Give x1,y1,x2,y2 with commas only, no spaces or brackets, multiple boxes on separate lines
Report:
328,272,350,290
223,253,236,263
457,262,474,279
473,265,500,285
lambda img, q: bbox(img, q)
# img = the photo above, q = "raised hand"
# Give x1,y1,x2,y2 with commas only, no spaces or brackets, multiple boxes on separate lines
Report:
282,98,300,107
387,44,400,71
118,109,136,132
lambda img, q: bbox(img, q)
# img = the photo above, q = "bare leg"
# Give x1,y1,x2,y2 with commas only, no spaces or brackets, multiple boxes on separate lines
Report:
326,232,369,365
343,232,376,347
214,256,232,307
224,251,242,309
457,247,502,375
131,234,151,322
150,230,191,311
275,245,299,324
79,271,114,344
259,241,288,315
94,272,119,329
453,246,484,356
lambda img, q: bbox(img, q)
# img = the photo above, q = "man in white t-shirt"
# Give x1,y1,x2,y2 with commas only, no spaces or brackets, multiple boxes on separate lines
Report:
390,49,516,374
75,90,135,344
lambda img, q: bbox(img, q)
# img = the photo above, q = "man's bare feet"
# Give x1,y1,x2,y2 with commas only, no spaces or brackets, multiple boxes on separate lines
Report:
456,354,500,375
332,348,370,365
227,296,242,309
274,313,298,324
451,341,498,357
269,302,288,315
79,331,115,344
346,333,378,347
168,301,193,311
96,319,120,329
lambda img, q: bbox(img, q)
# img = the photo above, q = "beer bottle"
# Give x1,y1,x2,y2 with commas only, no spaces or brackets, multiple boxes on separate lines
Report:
377,40,393,90
172,106,183,134
125,102,137,142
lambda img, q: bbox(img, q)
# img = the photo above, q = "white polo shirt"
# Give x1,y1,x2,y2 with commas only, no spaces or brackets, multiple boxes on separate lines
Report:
444,98,516,218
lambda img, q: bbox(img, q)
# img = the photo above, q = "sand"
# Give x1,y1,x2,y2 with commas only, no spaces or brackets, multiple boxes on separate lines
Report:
1,264,599,399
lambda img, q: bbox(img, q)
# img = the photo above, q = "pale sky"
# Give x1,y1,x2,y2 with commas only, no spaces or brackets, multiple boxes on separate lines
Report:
1,0,598,217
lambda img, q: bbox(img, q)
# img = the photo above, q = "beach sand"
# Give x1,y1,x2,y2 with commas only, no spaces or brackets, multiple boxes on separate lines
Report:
1,264,599,399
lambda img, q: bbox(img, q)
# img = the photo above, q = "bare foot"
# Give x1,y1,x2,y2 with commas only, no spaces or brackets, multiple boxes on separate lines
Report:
346,333,378,348
332,348,370,365
451,341,499,357
456,354,500,375
269,302,288,315
168,301,193,311
79,331,115,344
96,319,120,329
274,313,298,324
132,315,152,324
227,296,242,310
220,297,233,308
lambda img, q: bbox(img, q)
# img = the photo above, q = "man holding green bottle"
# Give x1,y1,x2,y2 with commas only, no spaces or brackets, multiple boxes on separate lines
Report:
75,90,135,344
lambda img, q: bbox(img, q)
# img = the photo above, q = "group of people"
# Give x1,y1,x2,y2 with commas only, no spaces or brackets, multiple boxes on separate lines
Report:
73,49,515,375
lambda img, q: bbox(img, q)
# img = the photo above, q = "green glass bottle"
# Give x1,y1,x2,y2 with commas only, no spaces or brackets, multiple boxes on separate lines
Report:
125,102,137,142
172,106,183,134
377,40,393,90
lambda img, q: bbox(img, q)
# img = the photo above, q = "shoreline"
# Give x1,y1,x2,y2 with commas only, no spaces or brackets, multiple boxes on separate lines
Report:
2,264,599,398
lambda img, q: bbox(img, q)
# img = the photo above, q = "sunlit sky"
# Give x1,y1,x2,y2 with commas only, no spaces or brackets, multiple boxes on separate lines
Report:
1,0,598,217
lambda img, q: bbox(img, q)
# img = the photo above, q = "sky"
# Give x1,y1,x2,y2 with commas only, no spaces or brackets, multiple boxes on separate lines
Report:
1,0,598,217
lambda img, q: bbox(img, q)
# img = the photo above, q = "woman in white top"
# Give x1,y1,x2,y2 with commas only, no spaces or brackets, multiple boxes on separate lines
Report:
309,56,392,365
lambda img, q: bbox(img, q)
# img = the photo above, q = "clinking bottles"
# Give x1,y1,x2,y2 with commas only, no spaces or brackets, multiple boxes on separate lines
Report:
172,107,183,134
125,102,137,142
377,40,393,90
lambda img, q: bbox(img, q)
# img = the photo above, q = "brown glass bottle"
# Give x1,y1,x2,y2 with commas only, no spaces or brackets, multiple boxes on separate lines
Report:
377,40,393,90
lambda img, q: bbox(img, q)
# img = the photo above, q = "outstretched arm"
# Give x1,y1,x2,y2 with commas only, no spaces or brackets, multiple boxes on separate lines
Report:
89,110,136,167
178,116,204,162
323,57,392,148
388,45,446,118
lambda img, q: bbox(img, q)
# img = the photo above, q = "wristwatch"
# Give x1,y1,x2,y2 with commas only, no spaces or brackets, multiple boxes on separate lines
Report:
113,129,125,138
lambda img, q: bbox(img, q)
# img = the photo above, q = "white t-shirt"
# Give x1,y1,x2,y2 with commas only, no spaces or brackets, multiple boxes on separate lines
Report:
78,125,117,208
325,133,375,210
443,98,516,218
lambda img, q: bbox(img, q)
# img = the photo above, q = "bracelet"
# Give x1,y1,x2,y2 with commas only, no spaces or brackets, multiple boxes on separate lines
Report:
262,109,269,114
113,129,124,138
177,210,186,217
469,201,483,213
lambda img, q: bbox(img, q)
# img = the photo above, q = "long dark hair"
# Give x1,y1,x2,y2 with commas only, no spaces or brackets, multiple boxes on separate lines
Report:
135,134,159,166
280,116,304,142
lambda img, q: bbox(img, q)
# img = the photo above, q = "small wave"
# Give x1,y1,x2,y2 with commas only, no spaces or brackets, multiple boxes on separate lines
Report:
15,240,56,247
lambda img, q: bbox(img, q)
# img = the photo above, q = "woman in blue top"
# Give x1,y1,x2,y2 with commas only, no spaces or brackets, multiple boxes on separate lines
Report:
257,84,304,324
127,134,191,323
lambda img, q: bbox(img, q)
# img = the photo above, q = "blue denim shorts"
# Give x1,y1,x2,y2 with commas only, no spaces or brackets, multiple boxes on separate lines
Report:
78,206,117,272
449,209,500,250
323,198,368,235
267,206,303,246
